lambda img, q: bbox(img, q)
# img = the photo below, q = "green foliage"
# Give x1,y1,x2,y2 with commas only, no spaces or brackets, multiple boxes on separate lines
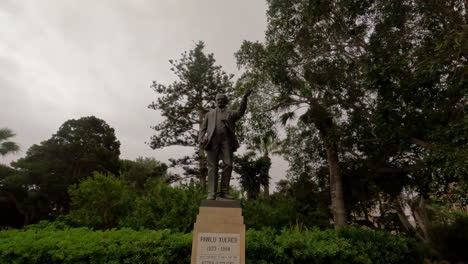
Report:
0,128,19,156
120,183,205,233
427,117,468,184
68,172,134,229
25,219,72,230
0,227,421,264
243,173,331,230
237,0,467,231
338,227,423,264
120,157,177,190
10,116,121,219
243,198,297,230
0,165,49,228
67,172,205,232
0,228,191,264
43,116,120,175
280,124,326,184
247,227,422,264
243,196,330,231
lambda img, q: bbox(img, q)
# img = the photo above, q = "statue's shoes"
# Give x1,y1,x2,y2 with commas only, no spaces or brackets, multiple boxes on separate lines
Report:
215,196,234,201
216,193,234,200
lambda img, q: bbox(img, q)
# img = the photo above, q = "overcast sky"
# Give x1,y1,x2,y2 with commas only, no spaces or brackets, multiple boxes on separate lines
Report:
0,0,288,188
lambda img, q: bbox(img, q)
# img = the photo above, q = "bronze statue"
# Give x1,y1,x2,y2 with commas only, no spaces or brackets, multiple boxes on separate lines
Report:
199,90,252,200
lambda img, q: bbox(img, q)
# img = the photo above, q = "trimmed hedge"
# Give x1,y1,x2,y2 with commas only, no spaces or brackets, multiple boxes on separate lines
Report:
247,227,422,264
0,228,191,264
0,226,422,264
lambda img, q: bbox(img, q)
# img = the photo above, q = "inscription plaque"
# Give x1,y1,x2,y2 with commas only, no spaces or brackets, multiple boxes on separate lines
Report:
197,232,240,264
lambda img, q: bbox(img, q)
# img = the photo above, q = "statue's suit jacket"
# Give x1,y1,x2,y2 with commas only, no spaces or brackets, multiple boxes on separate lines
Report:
199,96,248,152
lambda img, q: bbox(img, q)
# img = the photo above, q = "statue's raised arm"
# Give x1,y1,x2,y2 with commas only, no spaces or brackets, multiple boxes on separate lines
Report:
233,89,253,121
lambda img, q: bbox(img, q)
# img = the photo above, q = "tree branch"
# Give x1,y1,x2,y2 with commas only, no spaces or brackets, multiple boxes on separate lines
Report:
410,138,436,150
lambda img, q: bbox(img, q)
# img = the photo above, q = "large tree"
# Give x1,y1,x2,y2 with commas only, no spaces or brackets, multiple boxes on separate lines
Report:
358,0,467,243
236,0,466,228
236,0,368,227
10,116,120,219
149,41,233,188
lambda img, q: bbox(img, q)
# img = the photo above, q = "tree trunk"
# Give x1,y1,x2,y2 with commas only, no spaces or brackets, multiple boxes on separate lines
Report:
394,199,413,231
7,193,30,227
103,209,109,228
264,183,269,198
411,197,431,244
317,121,347,228
263,153,270,198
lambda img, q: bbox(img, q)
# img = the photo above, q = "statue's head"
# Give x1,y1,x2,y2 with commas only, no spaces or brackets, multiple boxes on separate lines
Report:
215,93,228,108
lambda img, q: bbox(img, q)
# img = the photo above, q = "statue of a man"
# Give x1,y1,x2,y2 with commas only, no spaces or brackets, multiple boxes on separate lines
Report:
199,90,252,200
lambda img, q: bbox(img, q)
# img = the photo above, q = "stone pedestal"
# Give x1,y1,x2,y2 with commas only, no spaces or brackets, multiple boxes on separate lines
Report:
191,200,245,264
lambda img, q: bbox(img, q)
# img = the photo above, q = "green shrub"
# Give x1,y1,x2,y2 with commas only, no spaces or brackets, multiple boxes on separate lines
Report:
68,172,135,229
25,219,72,230
119,183,204,232
338,227,423,264
67,174,205,232
0,227,422,264
242,197,330,230
0,228,191,264
246,227,422,264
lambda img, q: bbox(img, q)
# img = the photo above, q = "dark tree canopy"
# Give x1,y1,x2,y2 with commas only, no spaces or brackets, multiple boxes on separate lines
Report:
10,116,121,218
236,0,467,227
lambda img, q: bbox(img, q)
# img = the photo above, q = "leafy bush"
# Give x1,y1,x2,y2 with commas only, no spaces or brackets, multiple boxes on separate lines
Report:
0,227,422,264
68,172,135,229
337,227,423,264
242,196,330,230
0,228,191,264
243,198,302,230
246,227,422,264
119,183,204,232
67,174,205,232
25,219,72,231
